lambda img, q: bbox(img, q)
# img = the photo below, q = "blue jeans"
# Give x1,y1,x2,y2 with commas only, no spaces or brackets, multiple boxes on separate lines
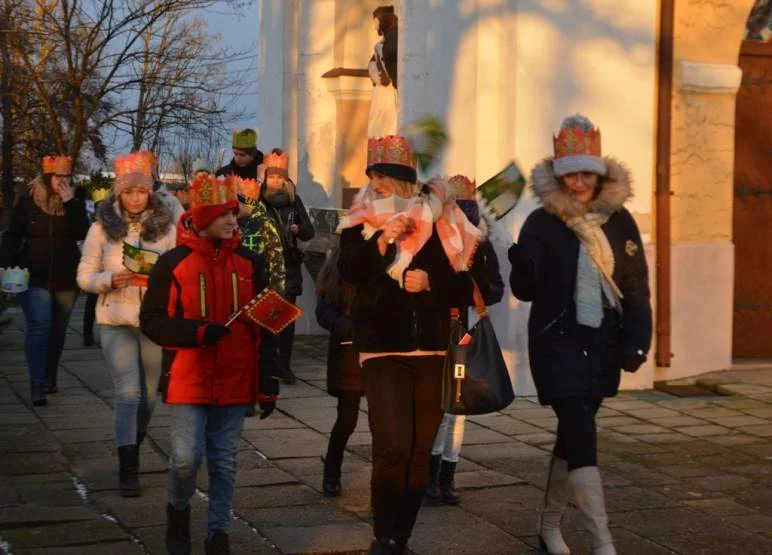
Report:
99,325,162,447
167,404,247,536
432,413,466,463
19,287,77,383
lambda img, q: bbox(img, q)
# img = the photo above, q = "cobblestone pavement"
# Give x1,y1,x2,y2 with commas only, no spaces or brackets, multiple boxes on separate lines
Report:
1,300,772,554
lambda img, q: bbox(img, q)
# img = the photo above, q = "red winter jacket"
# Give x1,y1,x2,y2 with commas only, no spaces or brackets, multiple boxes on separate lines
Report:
140,214,278,405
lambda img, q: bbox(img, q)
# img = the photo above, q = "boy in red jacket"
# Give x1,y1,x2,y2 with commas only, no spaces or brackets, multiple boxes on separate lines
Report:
140,174,278,555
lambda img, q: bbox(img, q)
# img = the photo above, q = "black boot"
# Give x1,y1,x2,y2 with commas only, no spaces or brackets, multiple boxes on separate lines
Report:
31,380,47,407
245,403,257,417
205,530,230,555
439,460,460,505
322,458,342,497
368,538,397,554
118,445,141,497
281,366,297,385
424,454,441,502
137,431,146,446
166,503,192,555
83,330,95,347
43,375,58,394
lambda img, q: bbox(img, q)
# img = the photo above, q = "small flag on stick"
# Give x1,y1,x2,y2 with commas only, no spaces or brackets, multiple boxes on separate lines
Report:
225,288,303,335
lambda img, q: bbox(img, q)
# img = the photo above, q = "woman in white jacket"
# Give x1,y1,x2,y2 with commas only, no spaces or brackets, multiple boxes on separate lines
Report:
77,153,177,497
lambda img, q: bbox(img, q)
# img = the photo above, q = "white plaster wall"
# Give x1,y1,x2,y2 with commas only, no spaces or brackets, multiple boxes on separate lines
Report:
398,0,658,393
660,242,734,381
256,0,287,153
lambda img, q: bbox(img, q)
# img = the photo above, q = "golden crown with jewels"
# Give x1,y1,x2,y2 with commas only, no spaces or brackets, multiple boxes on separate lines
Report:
367,135,417,170
553,126,602,160
189,174,239,208
42,156,72,175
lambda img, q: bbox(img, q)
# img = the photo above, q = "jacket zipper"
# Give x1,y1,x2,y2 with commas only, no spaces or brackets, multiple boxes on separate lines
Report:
47,212,54,291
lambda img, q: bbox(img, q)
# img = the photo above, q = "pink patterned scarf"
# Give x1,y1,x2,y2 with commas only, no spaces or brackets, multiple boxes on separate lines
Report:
338,178,482,287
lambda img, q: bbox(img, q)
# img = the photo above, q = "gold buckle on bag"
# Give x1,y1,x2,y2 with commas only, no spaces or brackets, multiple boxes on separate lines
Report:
454,364,466,380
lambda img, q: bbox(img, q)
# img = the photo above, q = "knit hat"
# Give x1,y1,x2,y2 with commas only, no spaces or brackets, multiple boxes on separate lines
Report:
552,114,606,178
189,174,239,230
232,128,258,152
264,149,289,178
42,156,72,176
113,153,154,196
366,135,417,184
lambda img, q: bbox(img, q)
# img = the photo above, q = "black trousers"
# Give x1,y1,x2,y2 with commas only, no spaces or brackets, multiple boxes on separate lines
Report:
83,293,98,337
551,397,602,470
362,355,445,542
324,391,363,475
277,293,297,373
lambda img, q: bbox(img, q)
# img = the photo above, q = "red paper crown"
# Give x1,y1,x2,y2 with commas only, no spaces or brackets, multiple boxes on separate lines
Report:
367,135,417,170
449,175,477,200
264,150,289,171
553,126,602,160
115,152,154,178
189,174,239,208
42,156,72,175
237,177,260,202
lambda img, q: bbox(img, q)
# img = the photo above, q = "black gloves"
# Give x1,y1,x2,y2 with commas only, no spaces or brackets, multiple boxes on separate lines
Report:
203,324,231,345
259,401,275,420
508,242,531,274
621,348,647,373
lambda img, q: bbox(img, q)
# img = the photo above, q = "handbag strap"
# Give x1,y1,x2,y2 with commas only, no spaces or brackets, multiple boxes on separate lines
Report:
450,278,487,319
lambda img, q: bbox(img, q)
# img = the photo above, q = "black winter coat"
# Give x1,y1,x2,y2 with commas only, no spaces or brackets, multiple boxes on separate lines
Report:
263,196,314,297
0,184,89,291
509,158,652,405
315,296,364,395
339,223,489,354
215,154,264,180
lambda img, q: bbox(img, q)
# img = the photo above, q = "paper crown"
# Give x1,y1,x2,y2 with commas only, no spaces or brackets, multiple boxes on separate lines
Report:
367,135,417,171
1,266,29,294
264,150,289,171
189,174,239,208
232,128,258,150
91,188,111,203
42,156,72,175
553,125,602,160
114,152,155,178
236,177,260,203
449,175,477,200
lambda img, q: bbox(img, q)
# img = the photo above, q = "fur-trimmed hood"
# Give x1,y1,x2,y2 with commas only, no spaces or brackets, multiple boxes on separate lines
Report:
530,157,633,220
96,192,175,243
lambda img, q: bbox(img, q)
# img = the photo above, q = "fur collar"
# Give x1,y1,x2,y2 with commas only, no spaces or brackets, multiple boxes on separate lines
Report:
97,192,174,243
530,157,633,221
28,176,64,216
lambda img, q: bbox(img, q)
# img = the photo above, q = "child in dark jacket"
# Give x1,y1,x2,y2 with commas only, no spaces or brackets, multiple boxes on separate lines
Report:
315,247,364,497
140,174,278,555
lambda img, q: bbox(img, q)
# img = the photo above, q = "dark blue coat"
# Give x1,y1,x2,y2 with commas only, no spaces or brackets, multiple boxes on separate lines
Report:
509,158,652,405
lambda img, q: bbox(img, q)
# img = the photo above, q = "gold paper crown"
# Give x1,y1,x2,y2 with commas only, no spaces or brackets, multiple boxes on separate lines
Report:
42,156,72,175
232,128,258,150
449,175,477,200
1,266,30,294
189,174,239,208
264,150,289,171
367,135,417,170
553,126,602,160
237,177,260,202
91,188,111,203
114,152,154,178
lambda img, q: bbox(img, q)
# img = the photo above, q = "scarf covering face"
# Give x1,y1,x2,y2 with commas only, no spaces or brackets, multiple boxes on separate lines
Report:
338,177,482,287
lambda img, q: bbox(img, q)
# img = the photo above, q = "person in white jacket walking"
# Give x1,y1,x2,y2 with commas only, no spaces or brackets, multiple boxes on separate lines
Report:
77,152,178,497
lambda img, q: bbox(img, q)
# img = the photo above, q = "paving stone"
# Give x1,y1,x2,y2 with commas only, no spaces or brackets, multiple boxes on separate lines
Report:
238,504,360,528
461,426,514,445
461,441,546,462
263,522,373,554
675,424,731,437
232,484,324,509
706,433,761,446
656,529,772,554
471,415,542,436
0,519,127,548
626,407,683,420
646,415,706,428
595,415,642,428
512,432,556,445
739,424,772,437
656,465,717,478
604,486,680,512
702,415,769,428
21,542,142,554
742,407,772,419
687,407,746,419
454,470,525,490
685,497,758,516
635,433,698,444
725,513,772,533
610,423,670,435
0,453,69,476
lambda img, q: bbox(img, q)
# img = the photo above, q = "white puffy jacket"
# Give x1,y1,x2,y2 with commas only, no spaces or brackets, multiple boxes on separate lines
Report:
77,195,178,327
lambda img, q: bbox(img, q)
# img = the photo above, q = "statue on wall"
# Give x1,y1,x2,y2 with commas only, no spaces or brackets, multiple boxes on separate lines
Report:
367,6,399,138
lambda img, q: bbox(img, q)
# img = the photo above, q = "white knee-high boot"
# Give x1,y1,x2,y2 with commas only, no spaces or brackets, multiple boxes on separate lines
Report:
538,456,571,554
567,466,615,555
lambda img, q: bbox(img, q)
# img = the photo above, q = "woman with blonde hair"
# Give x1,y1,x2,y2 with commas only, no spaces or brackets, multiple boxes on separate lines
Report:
0,155,89,406
77,152,177,497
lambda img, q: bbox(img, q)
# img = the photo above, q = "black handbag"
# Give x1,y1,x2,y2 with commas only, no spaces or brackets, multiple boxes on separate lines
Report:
441,280,515,415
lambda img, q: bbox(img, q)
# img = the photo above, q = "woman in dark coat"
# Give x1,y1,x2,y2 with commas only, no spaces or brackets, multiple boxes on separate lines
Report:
0,156,89,405
315,247,365,497
509,115,651,555
261,148,314,385
338,135,489,555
